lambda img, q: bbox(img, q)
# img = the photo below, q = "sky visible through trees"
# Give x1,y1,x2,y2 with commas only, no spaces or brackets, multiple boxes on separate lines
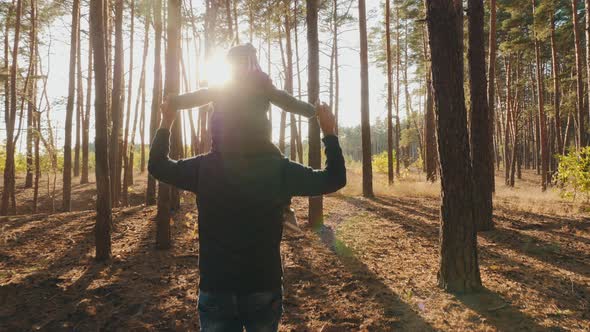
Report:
1,0,395,148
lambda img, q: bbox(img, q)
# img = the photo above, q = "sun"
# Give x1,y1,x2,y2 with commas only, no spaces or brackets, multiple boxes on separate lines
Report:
201,48,232,87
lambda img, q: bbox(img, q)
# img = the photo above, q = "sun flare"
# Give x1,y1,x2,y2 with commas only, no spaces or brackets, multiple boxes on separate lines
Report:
200,49,232,87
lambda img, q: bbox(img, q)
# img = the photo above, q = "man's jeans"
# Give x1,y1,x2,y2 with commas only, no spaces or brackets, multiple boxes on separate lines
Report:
198,290,283,332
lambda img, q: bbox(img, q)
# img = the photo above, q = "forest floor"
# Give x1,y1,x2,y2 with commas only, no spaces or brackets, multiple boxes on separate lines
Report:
0,169,589,331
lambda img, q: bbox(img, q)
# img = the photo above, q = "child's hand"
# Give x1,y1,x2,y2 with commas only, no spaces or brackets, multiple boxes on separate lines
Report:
316,102,336,136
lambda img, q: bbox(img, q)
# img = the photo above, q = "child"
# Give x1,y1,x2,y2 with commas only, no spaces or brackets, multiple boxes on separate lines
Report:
165,43,315,233
167,43,316,156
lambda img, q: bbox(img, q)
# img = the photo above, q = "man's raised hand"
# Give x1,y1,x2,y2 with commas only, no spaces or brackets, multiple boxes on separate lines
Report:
159,96,177,130
316,102,336,137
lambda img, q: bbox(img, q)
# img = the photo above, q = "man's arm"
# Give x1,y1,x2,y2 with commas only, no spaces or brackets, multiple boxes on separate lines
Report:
147,101,201,193
284,135,346,197
284,103,346,196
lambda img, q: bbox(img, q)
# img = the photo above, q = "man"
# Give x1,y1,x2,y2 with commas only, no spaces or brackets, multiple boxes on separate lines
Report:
148,102,346,331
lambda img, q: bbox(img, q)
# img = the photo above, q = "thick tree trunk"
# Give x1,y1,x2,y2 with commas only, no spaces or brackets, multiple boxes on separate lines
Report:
156,0,182,250
147,0,164,206
468,0,493,231
425,0,482,293
306,0,323,226
62,0,80,212
359,0,373,198
90,0,112,261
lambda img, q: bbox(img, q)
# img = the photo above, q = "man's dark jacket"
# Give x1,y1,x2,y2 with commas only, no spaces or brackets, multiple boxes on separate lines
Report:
148,129,346,293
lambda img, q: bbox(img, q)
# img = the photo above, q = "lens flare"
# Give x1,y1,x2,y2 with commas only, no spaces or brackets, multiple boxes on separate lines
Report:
201,49,232,87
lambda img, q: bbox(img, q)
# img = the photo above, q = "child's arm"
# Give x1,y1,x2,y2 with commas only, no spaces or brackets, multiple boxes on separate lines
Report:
268,88,316,118
168,89,215,110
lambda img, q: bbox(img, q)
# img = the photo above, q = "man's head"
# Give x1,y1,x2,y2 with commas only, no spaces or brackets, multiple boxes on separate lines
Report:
227,43,261,77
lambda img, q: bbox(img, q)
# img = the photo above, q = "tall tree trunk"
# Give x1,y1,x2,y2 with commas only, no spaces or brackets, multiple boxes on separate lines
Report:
533,0,549,191
29,0,37,199
147,0,163,206
2,2,12,215
25,0,35,189
81,33,92,184
62,0,80,212
487,0,497,192
468,0,493,231
425,0,482,293
359,0,373,197
395,2,401,176
550,16,563,155
504,58,512,185
122,0,135,206
90,0,112,261
156,0,182,250
386,0,394,185
110,0,125,207
572,0,586,147
586,0,590,145
131,11,150,185
294,0,304,162
284,7,298,161
74,20,83,179
306,0,323,226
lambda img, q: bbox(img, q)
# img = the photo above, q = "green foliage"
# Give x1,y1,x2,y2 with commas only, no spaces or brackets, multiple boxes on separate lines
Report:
372,150,396,174
554,147,590,202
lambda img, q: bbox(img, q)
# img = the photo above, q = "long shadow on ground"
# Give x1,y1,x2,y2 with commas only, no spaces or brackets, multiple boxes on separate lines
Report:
334,195,557,331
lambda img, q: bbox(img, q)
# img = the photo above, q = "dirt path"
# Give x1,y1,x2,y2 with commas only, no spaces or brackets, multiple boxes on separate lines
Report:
0,191,588,331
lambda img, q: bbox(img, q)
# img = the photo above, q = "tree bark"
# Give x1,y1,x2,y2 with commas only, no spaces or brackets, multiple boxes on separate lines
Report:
533,0,549,191
550,16,563,155
359,0,373,198
386,0,394,184
74,23,83,179
147,0,164,206
487,0,497,192
25,0,36,189
468,0,493,231
425,0,482,293
62,0,80,212
122,0,135,206
306,0,323,226
156,0,182,250
572,0,586,147
90,0,112,261
81,32,92,185
395,2,401,176
110,0,125,208
586,0,590,145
